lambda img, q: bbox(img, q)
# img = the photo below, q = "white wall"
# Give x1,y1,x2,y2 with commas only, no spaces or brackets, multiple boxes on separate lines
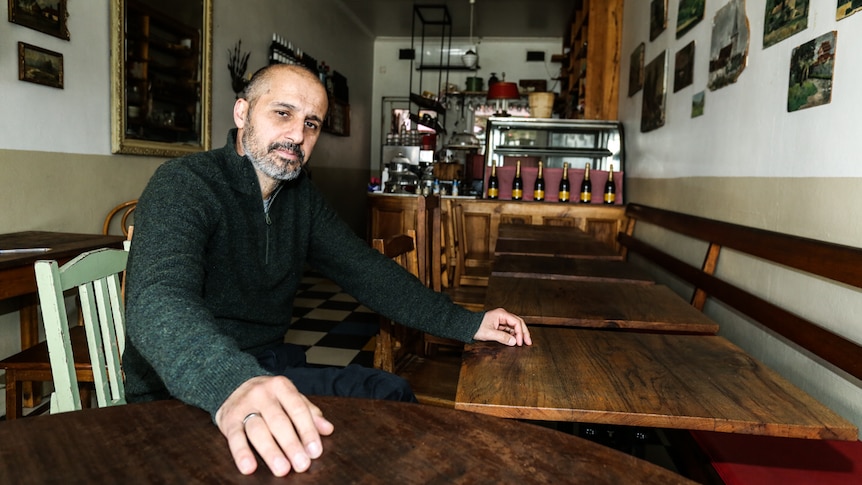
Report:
620,0,862,435
621,1,862,179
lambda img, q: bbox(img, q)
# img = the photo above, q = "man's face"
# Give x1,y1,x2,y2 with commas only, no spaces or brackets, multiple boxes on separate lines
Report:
236,68,328,182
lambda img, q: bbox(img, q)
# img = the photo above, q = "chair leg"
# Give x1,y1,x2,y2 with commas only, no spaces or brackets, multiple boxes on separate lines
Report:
5,373,21,420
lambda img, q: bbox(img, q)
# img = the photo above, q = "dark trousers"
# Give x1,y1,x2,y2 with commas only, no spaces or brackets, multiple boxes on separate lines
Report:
255,343,417,402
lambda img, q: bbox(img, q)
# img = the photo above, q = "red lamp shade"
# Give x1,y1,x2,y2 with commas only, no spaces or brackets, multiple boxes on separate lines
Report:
487,81,520,100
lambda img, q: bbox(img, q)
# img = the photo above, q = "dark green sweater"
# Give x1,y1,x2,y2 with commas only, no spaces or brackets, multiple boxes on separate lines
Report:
124,130,482,417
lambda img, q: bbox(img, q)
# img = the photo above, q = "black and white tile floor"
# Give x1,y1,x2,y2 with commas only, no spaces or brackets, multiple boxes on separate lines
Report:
286,271,378,368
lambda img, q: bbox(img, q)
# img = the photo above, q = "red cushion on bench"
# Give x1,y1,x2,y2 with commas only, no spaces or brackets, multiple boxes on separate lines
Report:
691,431,862,485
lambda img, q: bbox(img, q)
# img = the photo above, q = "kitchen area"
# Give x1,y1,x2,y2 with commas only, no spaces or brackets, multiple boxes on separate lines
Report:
366,1,625,243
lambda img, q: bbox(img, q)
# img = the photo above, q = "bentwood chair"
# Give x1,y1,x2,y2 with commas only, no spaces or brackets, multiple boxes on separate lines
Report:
102,199,137,237
35,248,129,413
371,231,462,408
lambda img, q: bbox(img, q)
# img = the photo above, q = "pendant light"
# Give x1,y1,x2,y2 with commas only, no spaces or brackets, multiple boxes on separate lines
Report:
462,0,478,69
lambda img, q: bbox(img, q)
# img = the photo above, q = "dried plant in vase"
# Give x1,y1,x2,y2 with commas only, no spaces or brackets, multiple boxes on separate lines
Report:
228,40,250,98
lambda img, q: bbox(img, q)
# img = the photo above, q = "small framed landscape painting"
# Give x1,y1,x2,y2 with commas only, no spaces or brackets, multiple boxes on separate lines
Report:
18,42,63,89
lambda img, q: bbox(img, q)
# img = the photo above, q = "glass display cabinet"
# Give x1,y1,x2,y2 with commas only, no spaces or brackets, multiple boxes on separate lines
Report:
479,117,625,203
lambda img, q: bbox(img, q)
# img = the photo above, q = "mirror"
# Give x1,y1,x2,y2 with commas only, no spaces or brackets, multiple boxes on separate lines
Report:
110,0,212,157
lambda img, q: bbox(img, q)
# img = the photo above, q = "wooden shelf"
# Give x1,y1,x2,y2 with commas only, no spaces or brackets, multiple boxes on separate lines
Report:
560,0,622,120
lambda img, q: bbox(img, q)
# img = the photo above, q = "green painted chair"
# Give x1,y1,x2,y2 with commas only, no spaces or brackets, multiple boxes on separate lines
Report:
34,247,129,413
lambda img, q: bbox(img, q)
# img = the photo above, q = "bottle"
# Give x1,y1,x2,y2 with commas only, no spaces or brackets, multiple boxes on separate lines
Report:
487,164,499,199
579,162,592,204
451,179,459,197
511,160,523,200
603,164,616,205
533,161,545,201
559,162,571,203
432,178,441,195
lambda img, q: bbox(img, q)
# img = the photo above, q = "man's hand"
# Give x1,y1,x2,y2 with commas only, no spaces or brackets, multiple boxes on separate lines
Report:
473,308,532,346
215,376,334,476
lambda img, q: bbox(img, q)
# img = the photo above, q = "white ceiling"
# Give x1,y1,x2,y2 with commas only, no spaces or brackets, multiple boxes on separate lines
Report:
338,0,575,39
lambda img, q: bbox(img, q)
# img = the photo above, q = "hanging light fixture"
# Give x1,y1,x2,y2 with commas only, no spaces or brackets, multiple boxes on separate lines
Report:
462,0,478,69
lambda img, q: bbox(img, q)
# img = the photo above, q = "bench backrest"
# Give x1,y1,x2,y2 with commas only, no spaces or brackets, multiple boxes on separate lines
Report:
619,203,862,381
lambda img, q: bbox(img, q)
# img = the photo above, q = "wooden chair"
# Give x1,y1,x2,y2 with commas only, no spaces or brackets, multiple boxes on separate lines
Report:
438,202,486,312
102,199,137,237
35,247,129,413
1,228,132,420
371,231,462,408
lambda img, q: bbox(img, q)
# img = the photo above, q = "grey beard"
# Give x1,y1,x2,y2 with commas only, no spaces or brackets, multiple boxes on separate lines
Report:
246,141,306,181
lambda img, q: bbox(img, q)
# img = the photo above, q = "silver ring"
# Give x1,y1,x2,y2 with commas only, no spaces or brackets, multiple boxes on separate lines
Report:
242,412,260,427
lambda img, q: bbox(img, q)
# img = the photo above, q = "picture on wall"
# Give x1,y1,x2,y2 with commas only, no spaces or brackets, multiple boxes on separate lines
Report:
628,42,645,96
674,41,695,92
677,0,706,39
18,42,63,89
641,50,667,133
692,91,705,118
788,31,837,112
763,0,809,48
8,0,70,40
837,0,862,20
708,0,750,91
650,0,667,41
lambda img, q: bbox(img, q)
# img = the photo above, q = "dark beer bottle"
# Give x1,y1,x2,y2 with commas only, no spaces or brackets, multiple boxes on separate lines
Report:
558,162,570,202
579,163,592,204
487,163,499,199
512,160,523,200
533,161,545,201
603,164,616,205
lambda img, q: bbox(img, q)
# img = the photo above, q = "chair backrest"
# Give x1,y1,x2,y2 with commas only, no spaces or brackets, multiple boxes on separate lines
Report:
35,248,129,413
102,199,137,237
416,194,447,292
371,231,424,373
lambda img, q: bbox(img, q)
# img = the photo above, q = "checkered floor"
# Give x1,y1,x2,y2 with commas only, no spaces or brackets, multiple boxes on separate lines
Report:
286,271,378,368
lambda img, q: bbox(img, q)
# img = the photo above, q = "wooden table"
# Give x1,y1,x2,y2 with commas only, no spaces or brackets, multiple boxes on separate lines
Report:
495,236,623,260
492,254,655,284
494,222,623,260
455,326,858,441
0,398,694,484
497,223,595,241
0,231,125,411
485,276,719,334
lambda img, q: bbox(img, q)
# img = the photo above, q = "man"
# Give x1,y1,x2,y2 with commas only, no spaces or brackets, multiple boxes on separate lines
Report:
124,64,531,477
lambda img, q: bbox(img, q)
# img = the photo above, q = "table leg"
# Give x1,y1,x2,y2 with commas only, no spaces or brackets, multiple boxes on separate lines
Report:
19,297,42,409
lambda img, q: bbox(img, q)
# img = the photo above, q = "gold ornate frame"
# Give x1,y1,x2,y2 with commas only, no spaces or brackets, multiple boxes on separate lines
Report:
110,0,212,157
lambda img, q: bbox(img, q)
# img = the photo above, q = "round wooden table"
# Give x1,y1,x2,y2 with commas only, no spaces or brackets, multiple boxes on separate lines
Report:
0,397,693,484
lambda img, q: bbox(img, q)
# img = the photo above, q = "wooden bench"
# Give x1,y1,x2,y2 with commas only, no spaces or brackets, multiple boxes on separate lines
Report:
618,203,862,484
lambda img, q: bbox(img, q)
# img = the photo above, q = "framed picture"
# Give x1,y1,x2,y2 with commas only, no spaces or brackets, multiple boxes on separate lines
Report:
691,91,705,118
628,42,645,96
764,0,809,48
787,31,837,112
837,0,862,20
325,100,350,136
650,0,667,41
707,0,750,91
8,0,70,40
674,41,695,92
677,0,705,39
641,50,667,133
18,42,63,89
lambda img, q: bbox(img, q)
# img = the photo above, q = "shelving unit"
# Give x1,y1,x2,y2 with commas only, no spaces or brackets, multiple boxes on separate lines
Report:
408,5,452,135
560,0,623,120
124,1,201,143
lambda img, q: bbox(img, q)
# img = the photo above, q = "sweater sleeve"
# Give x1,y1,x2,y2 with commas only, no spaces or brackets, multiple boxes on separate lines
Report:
303,187,483,343
124,159,270,417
